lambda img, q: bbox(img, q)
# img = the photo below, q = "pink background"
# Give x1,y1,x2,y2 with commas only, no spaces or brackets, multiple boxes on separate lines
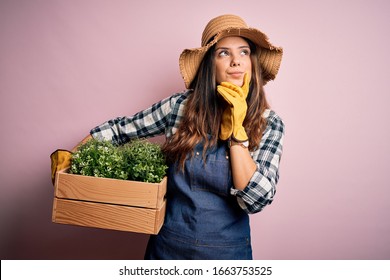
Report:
1,0,389,259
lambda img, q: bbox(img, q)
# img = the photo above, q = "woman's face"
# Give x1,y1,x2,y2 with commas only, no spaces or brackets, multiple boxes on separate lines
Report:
214,36,252,87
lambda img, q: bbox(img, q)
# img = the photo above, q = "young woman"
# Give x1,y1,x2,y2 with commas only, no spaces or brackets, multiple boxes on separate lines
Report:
52,14,284,259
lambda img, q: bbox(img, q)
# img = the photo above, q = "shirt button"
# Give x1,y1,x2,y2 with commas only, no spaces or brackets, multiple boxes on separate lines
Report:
196,152,200,156
226,155,229,159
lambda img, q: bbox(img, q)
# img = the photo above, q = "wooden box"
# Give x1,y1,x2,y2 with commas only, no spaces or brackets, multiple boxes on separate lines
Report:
52,169,167,234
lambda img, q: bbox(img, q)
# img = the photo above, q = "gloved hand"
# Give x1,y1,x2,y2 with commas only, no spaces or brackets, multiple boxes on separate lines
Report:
50,149,72,185
217,73,250,141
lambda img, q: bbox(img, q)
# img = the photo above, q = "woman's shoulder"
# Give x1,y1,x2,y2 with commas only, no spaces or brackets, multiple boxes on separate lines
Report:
160,89,191,108
169,89,192,102
262,109,285,132
158,89,192,118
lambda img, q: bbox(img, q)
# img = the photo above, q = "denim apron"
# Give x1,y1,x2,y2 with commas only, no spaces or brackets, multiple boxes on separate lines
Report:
144,140,252,260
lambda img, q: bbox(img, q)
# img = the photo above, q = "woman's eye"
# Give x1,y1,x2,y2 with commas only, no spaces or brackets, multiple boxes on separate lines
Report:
241,49,250,56
218,50,229,57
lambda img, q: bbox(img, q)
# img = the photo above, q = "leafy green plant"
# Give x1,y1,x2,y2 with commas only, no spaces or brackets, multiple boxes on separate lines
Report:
70,139,167,183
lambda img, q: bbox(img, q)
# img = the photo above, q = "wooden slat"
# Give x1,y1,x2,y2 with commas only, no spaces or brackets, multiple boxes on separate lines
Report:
52,198,166,234
54,169,167,209
156,177,167,208
154,199,166,233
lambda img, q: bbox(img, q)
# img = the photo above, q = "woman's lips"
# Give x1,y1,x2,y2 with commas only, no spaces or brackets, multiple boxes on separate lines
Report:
228,71,244,78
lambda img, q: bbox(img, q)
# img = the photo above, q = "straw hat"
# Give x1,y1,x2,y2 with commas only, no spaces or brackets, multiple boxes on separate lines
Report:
179,14,283,88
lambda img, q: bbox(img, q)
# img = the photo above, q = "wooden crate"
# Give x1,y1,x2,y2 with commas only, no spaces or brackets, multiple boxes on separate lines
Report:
52,169,167,234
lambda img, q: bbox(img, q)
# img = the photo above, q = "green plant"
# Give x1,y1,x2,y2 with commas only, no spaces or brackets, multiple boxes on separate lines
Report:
70,139,167,183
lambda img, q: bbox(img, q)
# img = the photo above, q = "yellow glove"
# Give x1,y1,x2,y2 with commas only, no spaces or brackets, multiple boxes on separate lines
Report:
217,73,250,141
50,149,72,185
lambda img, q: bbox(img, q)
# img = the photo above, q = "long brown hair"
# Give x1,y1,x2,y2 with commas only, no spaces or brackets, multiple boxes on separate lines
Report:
162,40,269,169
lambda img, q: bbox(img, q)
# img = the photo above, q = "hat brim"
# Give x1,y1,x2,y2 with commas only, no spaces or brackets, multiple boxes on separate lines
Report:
179,27,283,89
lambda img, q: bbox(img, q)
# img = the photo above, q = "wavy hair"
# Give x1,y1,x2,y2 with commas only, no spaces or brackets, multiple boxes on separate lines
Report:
162,40,269,169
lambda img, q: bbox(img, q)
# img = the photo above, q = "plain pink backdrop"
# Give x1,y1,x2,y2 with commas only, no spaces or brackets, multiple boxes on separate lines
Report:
1,0,389,259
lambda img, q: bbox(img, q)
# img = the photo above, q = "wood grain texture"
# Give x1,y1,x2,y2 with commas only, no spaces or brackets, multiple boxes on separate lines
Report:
52,198,166,234
54,169,167,208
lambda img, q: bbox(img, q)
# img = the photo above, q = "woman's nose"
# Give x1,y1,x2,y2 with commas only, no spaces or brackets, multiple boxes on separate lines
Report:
231,55,240,67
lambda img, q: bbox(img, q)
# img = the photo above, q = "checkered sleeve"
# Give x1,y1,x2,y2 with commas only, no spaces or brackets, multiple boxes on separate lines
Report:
90,92,188,145
231,110,285,214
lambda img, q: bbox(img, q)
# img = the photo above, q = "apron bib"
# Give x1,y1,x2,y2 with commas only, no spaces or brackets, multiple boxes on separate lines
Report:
144,141,252,260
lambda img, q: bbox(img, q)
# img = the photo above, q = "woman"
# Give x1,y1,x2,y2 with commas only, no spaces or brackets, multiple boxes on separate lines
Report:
52,14,284,259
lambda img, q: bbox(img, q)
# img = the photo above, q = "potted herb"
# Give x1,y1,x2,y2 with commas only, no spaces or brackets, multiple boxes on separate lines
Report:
70,138,168,183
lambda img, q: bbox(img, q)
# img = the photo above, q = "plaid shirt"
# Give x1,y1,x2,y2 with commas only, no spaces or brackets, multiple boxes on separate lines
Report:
90,90,285,214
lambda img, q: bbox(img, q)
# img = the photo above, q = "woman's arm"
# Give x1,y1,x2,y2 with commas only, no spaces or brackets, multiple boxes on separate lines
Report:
89,93,187,145
231,110,285,214
230,142,257,190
